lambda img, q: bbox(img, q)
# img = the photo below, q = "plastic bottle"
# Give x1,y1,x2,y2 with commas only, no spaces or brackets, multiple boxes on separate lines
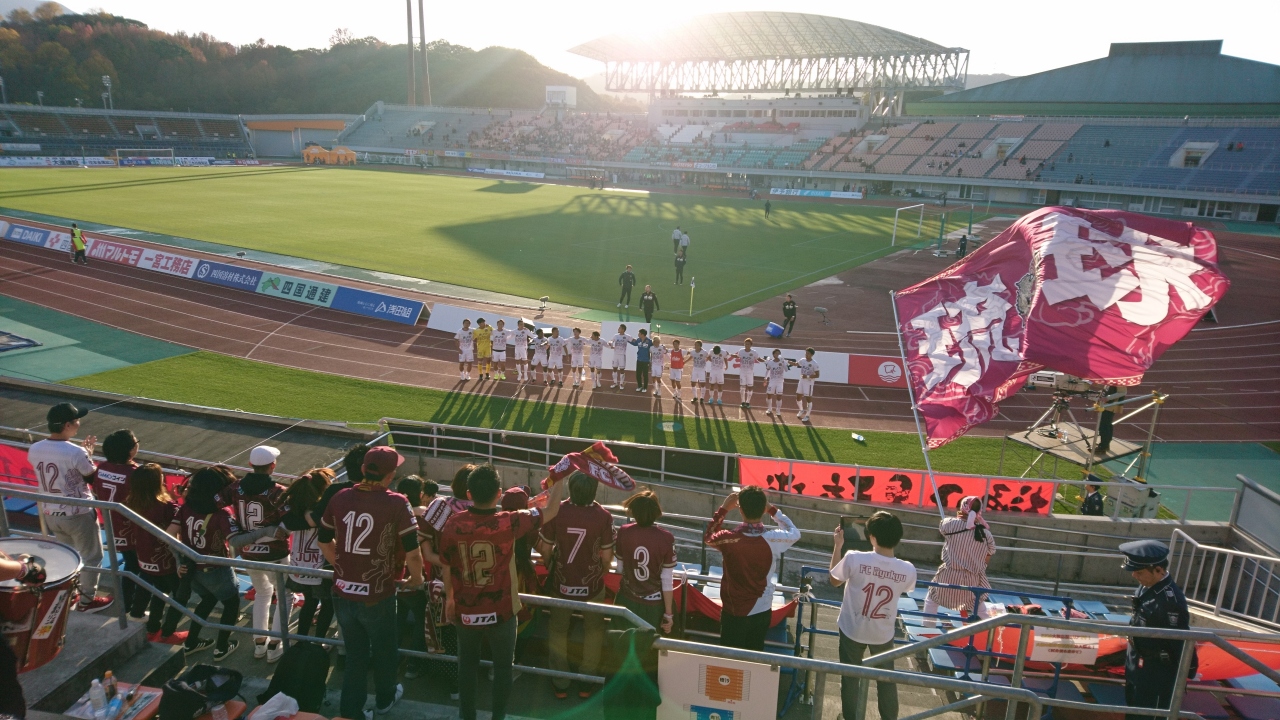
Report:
88,679,107,711
103,670,117,700
104,696,123,720
851,432,865,443
211,704,229,720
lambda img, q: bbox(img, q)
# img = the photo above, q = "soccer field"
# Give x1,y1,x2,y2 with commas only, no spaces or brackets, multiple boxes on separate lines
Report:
0,166,956,320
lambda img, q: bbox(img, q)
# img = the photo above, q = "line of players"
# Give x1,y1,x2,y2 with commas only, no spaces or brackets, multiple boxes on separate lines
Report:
456,319,821,421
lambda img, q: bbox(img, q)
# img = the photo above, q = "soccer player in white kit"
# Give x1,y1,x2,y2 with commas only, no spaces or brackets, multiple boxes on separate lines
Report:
609,324,633,390
794,347,820,422
587,331,606,388
491,319,509,381
547,327,568,387
510,322,533,383
763,348,787,417
567,328,587,387
707,346,727,405
650,337,667,397
456,318,475,381
532,328,550,384
732,338,761,410
689,340,709,404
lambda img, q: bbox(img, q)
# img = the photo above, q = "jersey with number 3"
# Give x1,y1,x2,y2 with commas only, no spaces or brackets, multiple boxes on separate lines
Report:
539,501,615,599
441,508,542,626
829,550,917,645
615,522,676,605
321,485,418,604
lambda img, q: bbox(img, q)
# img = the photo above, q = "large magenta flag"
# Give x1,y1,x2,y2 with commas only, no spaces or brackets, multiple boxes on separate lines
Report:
894,207,1229,448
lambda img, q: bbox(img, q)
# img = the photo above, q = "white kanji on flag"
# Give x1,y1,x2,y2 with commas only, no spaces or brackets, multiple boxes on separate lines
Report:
908,276,1022,391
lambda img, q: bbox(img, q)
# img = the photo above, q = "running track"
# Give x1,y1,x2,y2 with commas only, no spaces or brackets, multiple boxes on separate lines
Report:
0,223,1275,444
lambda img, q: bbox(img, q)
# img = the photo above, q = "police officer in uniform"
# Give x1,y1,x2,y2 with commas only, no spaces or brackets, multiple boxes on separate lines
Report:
1080,481,1105,516
1121,539,1197,720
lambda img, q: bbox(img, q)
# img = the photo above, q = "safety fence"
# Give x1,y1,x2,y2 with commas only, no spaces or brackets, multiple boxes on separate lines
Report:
1169,527,1280,631
3,484,1279,720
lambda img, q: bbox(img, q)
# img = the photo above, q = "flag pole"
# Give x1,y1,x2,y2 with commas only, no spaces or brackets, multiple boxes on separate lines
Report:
689,277,696,317
889,290,946,518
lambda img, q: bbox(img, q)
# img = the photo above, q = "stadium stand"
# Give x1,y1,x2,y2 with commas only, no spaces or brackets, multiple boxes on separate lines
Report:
0,104,253,158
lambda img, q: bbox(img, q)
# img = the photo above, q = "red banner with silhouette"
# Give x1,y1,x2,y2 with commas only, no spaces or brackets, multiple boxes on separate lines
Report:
737,457,1053,514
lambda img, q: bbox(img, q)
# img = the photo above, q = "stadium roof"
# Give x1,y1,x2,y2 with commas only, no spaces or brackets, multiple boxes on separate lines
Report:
570,12,956,63
923,41,1280,106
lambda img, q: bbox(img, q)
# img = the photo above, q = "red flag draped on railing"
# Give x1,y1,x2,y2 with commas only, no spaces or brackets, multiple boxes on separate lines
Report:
894,207,1229,448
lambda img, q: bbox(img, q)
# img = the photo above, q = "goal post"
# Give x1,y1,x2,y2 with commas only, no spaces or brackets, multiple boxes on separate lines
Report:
891,203,925,246
115,148,175,166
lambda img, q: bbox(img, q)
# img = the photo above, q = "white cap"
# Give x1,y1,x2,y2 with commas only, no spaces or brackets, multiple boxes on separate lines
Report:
249,445,280,467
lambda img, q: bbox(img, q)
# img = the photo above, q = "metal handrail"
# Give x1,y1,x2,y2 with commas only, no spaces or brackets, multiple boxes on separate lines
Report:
1169,528,1280,629
0,433,302,481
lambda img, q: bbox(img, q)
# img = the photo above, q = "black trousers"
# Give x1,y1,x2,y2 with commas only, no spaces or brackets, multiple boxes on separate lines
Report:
635,361,651,390
72,249,87,264
719,610,771,651
129,570,184,635
397,588,429,658
1126,666,1179,720
619,286,633,305
675,266,684,284
643,307,654,323
459,616,518,720
1099,411,1116,451
782,316,796,335
288,578,333,638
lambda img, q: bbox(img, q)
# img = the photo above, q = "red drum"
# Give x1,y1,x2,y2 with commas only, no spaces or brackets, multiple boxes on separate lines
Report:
0,537,82,673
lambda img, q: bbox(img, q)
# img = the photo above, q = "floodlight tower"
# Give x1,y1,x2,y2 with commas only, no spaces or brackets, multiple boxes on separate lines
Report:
405,0,416,105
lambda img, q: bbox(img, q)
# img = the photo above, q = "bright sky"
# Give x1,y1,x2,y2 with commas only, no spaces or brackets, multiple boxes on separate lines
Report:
90,0,1279,80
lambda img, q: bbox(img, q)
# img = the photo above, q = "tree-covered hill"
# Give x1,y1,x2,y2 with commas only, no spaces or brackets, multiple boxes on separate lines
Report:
0,4,618,113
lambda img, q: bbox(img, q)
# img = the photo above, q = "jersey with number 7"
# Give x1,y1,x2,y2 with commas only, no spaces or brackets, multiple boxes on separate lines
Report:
539,501,615,599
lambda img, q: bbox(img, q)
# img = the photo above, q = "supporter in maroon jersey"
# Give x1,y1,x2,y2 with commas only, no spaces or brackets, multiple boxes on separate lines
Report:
167,467,244,659
500,486,539,668
279,468,334,639
538,473,615,699
320,446,424,720
394,475,432,679
704,486,800,651
441,464,567,720
124,463,186,644
422,464,476,546
223,445,290,662
616,489,676,634
96,429,142,613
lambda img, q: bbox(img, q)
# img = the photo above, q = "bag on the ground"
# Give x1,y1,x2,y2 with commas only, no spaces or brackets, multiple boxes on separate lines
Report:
159,664,244,720
256,641,330,712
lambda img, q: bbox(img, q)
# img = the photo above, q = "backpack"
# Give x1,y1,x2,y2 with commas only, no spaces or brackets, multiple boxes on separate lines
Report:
159,664,244,720
256,641,330,712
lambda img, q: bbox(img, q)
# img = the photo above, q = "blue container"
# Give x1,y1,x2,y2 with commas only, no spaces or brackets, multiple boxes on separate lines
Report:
765,322,784,338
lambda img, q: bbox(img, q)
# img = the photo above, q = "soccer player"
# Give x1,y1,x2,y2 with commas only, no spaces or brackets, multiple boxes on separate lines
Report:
532,328,551,385
615,490,676,634
794,347,821,422
763,349,787,418
510,321,533,383
689,340,710,404
650,336,667,397
567,327,587,387
668,339,686,400
442,465,567,720
473,318,493,381
456,319,475,381
548,327,568,387
829,512,917,720
703,487,800,650
587,331,606,388
609,324,633,390
707,345,728,405
732,338,762,409
320,446,424,720
539,474,615,699
491,319,509,381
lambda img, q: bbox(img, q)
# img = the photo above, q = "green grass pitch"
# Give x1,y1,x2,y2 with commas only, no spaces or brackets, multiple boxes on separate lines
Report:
0,166,962,321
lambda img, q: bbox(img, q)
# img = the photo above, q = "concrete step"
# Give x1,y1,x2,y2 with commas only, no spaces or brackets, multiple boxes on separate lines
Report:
113,638,187,688
23,611,148,712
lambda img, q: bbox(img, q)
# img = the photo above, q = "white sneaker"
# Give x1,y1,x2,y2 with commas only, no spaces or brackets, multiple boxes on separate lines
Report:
266,641,284,663
803,414,811,422
366,684,404,717
765,409,773,417
617,303,621,308
797,410,804,418
254,641,268,659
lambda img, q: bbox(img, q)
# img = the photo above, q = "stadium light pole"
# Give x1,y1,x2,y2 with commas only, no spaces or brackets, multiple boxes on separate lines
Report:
36,91,43,107
1,76,8,105
102,75,112,110
101,92,109,110
405,0,416,106
418,0,430,105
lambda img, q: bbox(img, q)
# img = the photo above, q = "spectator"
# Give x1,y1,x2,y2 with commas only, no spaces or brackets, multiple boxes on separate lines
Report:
924,496,996,623
320,446,424,719
615,489,676,634
1080,482,1105,517
618,264,637,308
829,512,917,720
442,465,567,720
640,285,660,324
539,473,615,699
226,445,289,663
280,468,335,639
781,294,797,337
703,487,800,650
28,403,113,612
675,251,686,285
500,486,540,672
96,429,141,614
168,467,243,659
395,475,431,679
124,463,187,644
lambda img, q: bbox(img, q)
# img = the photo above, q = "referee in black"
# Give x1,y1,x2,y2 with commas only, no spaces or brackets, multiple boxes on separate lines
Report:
618,264,636,309
781,294,797,337
640,285,660,324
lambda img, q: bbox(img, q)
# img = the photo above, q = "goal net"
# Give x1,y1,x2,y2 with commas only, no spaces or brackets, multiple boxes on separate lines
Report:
115,148,175,166
891,202,976,254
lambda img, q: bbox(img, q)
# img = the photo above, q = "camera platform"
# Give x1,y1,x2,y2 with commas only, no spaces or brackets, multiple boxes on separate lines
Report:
1004,426,1140,466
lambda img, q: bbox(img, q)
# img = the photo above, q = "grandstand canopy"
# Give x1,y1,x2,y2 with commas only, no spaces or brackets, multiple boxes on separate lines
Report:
570,12,967,113
914,41,1280,116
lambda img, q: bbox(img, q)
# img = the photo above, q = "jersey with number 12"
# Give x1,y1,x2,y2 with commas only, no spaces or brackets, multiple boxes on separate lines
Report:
830,550,917,645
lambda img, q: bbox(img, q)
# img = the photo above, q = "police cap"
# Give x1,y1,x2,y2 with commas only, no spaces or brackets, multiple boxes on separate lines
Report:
1119,539,1169,571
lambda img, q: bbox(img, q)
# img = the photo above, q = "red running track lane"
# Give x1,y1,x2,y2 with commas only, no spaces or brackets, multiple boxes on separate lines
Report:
0,231,1276,443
